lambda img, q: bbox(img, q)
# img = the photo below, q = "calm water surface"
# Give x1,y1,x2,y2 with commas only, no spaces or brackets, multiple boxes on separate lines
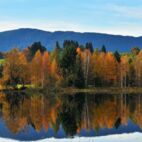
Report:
0,91,141,141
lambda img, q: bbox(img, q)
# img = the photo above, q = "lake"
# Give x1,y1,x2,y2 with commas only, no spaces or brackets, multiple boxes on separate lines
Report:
0,91,141,141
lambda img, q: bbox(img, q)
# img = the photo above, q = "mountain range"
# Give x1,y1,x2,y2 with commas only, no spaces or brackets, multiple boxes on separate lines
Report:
0,28,142,52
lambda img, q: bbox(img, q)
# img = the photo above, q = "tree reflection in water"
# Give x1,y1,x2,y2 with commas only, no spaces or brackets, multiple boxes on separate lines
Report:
0,91,142,140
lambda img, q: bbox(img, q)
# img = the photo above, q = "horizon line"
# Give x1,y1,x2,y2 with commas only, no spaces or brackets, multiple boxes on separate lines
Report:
0,27,141,38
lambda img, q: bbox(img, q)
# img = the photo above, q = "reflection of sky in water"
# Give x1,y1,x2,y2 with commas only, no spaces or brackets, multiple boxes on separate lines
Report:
0,118,141,141
77,119,142,137
0,92,142,141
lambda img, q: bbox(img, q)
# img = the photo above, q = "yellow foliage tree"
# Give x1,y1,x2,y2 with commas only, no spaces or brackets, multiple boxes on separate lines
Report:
31,50,42,87
2,48,29,88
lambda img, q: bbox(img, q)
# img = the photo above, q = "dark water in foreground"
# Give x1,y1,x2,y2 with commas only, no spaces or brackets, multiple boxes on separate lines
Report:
0,91,142,141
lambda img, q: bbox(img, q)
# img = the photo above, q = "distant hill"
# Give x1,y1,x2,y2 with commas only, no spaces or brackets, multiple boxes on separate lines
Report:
0,28,142,52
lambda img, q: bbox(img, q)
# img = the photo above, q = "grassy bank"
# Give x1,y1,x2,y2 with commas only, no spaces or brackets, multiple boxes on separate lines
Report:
0,59,5,65
61,87,142,94
1,86,142,94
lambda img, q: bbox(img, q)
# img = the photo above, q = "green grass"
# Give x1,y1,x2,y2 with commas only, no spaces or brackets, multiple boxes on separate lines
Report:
17,84,35,89
0,59,5,65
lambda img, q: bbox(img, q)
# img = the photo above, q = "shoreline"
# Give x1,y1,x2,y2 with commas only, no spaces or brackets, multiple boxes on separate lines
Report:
61,87,142,94
0,132,142,142
1,87,142,94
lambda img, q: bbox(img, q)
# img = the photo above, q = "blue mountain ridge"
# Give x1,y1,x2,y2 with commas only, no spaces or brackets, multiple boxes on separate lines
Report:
0,28,141,52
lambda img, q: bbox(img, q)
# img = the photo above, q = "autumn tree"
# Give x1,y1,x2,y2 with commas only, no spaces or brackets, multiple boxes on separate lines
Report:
90,52,118,86
134,50,142,86
30,50,43,87
18,52,30,87
81,49,91,87
120,56,129,88
104,52,118,86
41,51,51,88
51,59,60,87
128,60,136,87
89,50,104,86
89,50,101,86
2,48,29,88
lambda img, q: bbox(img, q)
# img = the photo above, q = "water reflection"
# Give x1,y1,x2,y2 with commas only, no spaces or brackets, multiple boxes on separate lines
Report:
0,91,142,140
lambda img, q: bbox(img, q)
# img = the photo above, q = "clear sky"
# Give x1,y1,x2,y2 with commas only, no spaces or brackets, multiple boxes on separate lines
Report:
0,0,142,36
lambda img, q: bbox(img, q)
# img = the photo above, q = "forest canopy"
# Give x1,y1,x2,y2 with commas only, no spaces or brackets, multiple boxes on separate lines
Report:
0,41,142,89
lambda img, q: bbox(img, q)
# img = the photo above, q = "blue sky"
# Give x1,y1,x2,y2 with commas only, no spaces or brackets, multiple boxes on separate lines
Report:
0,0,142,36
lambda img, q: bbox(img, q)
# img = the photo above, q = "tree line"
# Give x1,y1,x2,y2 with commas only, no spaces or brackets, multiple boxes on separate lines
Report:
0,40,141,89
